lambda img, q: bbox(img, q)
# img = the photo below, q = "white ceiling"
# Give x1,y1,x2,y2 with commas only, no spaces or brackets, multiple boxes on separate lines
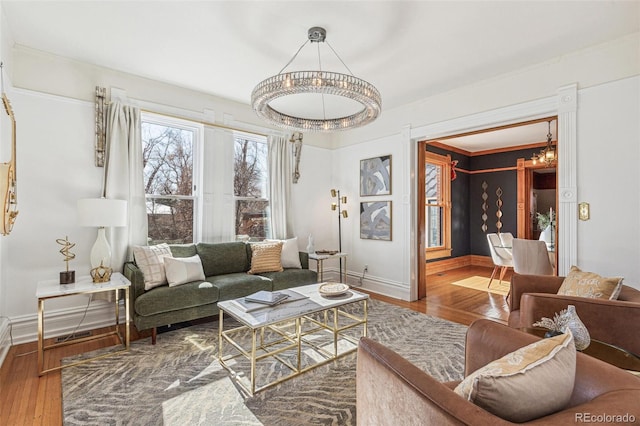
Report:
2,1,639,149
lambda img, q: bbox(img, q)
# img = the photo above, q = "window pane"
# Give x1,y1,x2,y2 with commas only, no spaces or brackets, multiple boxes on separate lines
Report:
234,138,268,198
426,206,442,248
425,162,440,201
142,122,194,196
235,200,269,240
147,198,194,244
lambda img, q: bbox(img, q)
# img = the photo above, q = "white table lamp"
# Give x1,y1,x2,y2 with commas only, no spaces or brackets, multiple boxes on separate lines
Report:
77,198,127,274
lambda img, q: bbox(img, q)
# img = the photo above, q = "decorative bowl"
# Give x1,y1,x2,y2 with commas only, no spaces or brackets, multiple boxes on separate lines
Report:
319,282,350,296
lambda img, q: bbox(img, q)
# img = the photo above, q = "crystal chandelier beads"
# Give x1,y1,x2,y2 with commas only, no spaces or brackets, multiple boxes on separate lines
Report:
251,27,382,132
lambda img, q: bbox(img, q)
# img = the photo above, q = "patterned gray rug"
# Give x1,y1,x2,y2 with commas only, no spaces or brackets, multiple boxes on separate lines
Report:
62,299,467,425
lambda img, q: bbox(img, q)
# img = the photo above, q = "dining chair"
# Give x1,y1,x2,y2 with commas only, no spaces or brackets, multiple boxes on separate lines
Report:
511,238,554,275
486,233,513,287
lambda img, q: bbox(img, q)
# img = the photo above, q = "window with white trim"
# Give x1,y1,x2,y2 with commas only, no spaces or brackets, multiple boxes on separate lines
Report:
233,133,270,241
141,113,202,244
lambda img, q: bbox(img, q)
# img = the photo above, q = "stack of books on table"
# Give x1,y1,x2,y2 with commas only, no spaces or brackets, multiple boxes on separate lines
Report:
232,289,307,312
245,290,290,305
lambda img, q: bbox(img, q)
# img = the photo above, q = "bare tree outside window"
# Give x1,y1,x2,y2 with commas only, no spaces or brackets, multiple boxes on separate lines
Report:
234,135,269,240
142,117,198,244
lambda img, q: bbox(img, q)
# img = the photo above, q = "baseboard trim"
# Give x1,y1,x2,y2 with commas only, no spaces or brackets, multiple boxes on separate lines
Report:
426,255,493,274
0,317,10,369
316,267,411,301
469,255,494,268
6,301,127,346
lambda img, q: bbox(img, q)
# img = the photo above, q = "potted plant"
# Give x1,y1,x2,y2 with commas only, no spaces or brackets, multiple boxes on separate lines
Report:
536,209,555,248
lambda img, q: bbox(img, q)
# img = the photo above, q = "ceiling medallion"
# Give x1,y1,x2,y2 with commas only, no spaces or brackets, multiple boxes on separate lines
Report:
251,27,382,132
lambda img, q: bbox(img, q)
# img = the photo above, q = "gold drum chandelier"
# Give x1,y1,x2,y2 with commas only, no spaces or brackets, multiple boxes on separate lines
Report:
251,27,382,132
532,120,557,166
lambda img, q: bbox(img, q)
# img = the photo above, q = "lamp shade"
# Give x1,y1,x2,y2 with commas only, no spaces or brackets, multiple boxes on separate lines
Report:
77,198,127,227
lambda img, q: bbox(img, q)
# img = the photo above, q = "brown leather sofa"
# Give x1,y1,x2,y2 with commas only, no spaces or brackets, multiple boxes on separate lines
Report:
356,319,640,425
508,273,640,355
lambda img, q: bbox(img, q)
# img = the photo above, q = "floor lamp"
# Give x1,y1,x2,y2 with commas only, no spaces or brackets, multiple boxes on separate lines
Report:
330,189,348,281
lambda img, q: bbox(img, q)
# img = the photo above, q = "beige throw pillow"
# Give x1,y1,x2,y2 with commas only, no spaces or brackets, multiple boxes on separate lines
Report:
454,331,576,423
266,237,302,269
248,242,284,274
557,265,623,300
164,255,206,287
133,244,173,290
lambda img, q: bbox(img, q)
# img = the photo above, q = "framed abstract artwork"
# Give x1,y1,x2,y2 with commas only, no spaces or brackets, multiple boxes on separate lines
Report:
360,201,392,241
360,155,391,196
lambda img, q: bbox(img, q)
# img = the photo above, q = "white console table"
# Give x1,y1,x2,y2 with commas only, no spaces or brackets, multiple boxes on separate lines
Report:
36,272,130,376
308,252,348,283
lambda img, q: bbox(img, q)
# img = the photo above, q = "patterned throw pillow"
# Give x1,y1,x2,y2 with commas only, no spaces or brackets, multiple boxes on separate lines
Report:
454,332,576,423
133,243,173,290
557,265,623,300
265,237,302,269
164,254,206,287
248,242,284,274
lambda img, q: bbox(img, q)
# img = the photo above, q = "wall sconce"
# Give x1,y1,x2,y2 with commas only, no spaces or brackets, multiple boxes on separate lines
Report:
289,132,303,183
95,86,108,167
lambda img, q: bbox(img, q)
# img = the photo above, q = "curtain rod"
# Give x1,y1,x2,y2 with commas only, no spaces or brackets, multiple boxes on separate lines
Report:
139,108,268,138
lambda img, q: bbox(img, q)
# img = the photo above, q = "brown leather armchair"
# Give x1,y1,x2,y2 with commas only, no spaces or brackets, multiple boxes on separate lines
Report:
508,273,640,355
356,319,640,425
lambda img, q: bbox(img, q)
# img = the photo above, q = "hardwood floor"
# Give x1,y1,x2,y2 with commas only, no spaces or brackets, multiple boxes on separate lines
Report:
0,265,508,425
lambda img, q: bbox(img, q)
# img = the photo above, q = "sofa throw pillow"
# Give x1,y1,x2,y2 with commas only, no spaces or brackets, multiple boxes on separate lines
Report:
454,331,575,423
266,237,302,269
133,243,173,290
248,242,284,274
164,254,206,287
557,265,623,300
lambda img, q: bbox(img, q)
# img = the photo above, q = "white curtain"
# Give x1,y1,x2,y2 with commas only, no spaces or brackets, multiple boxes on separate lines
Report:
104,102,147,271
268,134,294,239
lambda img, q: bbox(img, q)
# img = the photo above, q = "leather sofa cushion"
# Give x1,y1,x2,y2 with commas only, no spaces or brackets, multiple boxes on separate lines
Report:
197,242,250,276
135,280,219,316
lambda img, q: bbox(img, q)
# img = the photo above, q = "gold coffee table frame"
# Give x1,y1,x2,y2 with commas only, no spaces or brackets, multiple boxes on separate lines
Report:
218,287,367,396
36,273,130,376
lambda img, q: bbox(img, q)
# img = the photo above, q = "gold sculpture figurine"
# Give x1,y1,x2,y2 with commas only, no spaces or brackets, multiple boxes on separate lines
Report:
90,261,112,283
57,236,76,284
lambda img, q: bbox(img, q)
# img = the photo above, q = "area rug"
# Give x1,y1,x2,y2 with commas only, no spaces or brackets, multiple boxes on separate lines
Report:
62,299,467,425
451,275,510,296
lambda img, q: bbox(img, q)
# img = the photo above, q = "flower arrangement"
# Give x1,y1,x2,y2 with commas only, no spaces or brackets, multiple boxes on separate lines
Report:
533,308,569,334
536,210,556,230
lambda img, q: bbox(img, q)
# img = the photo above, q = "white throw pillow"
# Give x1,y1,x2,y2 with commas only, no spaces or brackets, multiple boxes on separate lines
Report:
164,255,206,287
266,237,302,269
133,243,173,290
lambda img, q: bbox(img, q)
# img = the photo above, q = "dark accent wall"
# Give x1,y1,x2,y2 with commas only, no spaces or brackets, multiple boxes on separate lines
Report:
426,145,537,260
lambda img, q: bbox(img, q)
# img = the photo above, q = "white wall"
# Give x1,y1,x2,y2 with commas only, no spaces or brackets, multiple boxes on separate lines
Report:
1,48,333,345
1,28,639,356
576,76,640,281
330,34,640,300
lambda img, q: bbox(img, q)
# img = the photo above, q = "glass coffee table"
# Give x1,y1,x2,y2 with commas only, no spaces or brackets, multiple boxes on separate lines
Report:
218,283,369,395
521,328,640,374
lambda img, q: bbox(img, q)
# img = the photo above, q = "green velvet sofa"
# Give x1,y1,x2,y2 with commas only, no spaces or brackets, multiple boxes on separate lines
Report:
123,241,317,344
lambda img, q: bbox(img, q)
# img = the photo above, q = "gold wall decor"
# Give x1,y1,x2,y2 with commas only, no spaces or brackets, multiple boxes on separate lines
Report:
495,187,503,232
1,62,18,236
56,236,76,284
481,181,489,232
290,132,303,183
95,86,107,167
